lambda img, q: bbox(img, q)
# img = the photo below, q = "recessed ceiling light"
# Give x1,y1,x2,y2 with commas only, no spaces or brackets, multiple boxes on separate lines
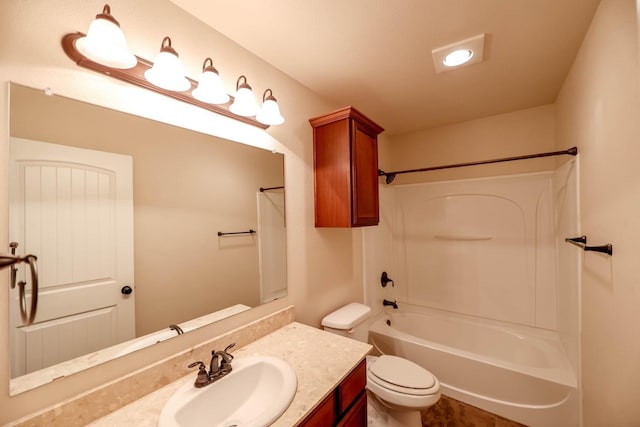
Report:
443,49,474,67
432,34,485,74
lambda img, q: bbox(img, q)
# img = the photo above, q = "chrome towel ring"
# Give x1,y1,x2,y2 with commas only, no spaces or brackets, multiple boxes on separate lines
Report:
1,242,39,325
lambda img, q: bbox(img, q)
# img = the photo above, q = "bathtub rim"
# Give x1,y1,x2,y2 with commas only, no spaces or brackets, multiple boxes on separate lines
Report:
369,303,577,389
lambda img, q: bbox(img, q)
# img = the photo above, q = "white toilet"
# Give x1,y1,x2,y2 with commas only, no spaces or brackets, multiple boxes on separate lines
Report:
321,303,441,427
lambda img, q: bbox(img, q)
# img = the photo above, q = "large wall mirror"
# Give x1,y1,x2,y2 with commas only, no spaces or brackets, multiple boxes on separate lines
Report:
8,83,287,394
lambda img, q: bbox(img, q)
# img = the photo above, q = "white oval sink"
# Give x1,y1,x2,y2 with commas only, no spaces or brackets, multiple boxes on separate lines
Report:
158,355,297,427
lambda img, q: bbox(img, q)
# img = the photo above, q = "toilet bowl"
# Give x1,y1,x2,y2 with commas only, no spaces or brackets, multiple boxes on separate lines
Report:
321,303,441,427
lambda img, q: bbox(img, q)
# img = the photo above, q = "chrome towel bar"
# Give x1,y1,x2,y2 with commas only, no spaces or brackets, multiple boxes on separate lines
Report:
217,229,256,237
259,186,284,192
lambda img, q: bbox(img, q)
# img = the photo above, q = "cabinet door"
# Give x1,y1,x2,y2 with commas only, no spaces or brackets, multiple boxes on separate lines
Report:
337,392,367,427
313,119,352,227
351,122,379,226
298,392,337,427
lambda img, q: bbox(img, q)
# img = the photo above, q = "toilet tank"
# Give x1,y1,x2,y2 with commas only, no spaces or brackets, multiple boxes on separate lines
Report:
321,303,371,342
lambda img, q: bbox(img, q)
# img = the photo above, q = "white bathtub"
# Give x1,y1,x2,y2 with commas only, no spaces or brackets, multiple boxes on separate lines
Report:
368,305,579,427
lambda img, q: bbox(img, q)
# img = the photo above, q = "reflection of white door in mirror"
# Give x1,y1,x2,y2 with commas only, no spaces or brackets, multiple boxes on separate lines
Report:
9,138,135,378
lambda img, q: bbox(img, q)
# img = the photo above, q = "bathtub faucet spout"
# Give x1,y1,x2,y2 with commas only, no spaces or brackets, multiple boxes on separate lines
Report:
383,299,398,309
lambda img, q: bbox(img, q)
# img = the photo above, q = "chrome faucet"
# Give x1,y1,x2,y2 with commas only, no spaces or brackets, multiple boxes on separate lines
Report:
187,342,236,388
210,342,235,377
383,299,398,309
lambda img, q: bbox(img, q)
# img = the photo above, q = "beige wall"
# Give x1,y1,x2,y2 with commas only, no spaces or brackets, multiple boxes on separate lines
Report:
556,0,640,425
0,0,364,424
380,104,557,184
10,84,285,336
7,0,637,425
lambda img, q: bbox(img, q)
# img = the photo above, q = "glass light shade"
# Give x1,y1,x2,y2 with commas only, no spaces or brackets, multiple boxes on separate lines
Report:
192,59,229,104
257,90,284,125
144,37,191,92
75,6,136,69
443,49,474,67
230,76,259,117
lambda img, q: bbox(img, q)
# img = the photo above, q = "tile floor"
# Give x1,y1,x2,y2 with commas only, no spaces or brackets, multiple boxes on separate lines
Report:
421,395,527,427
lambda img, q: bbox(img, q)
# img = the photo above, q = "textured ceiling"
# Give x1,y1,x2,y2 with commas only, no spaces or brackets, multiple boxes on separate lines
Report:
169,0,601,135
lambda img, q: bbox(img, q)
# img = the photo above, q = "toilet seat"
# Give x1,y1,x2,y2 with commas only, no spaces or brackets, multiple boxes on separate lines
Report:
366,355,441,409
368,355,439,396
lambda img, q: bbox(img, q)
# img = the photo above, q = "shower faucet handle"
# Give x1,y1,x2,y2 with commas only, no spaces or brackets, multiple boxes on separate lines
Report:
381,271,395,287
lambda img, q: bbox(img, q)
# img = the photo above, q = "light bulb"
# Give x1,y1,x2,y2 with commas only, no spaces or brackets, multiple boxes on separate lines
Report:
75,4,137,69
192,58,230,104
144,37,191,92
256,89,284,125
230,76,259,117
443,49,474,67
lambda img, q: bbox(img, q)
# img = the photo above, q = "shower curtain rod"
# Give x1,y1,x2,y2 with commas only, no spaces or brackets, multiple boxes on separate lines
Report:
378,146,578,184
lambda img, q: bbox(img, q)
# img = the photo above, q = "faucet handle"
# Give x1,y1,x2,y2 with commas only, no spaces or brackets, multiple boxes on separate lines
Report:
188,361,207,371
188,361,211,388
223,342,236,360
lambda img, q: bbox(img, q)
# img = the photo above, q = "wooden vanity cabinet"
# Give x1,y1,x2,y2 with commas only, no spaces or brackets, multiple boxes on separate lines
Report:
309,106,384,228
299,359,367,426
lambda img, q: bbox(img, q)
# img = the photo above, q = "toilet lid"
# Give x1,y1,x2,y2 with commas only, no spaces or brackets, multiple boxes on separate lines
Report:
369,355,436,391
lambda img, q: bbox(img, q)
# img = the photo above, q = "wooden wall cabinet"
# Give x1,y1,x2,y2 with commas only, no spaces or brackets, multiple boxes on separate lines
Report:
310,106,384,227
299,359,367,426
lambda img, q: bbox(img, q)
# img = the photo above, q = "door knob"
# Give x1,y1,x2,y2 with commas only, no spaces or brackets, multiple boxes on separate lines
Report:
121,285,133,295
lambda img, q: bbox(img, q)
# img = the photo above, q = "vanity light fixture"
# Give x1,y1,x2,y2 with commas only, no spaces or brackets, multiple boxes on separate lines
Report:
75,4,137,69
432,33,486,74
144,37,191,92
256,89,285,125
192,58,230,105
230,75,260,117
61,4,285,128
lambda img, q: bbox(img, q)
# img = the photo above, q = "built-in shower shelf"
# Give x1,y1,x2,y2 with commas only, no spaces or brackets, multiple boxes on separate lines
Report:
434,235,493,241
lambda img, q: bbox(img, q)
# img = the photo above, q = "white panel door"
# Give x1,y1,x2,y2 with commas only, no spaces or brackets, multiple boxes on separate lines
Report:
9,138,134,377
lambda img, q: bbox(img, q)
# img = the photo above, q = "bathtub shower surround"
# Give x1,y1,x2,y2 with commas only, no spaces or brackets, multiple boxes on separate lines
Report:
369,306,578,426
364,163,581,426
551,159,582,377
257,188,287,303
393,172,558,329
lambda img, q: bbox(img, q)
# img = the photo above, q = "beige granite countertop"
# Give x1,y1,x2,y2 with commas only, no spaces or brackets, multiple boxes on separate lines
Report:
88,322,372,426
